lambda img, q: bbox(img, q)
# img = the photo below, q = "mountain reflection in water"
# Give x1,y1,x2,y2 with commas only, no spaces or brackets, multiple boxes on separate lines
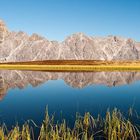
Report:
0,70,139,100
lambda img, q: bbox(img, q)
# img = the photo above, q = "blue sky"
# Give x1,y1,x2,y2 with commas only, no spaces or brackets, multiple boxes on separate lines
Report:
0,0,140,41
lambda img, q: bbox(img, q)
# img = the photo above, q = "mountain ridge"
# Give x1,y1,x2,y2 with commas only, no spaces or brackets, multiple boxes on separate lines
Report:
0,19,140,62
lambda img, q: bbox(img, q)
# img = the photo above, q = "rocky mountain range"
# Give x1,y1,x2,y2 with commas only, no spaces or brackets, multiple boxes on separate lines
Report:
0,19,140,62
0,70,140,100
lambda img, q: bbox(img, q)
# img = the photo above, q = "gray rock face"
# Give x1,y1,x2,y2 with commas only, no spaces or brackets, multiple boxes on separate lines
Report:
0,19,140,62
0,70,140,100
61,34,139,60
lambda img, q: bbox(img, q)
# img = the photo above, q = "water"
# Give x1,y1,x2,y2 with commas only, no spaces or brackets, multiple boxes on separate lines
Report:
0,70,140,128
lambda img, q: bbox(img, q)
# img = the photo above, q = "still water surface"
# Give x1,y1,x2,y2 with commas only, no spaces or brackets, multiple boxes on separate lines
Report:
0,70,140,128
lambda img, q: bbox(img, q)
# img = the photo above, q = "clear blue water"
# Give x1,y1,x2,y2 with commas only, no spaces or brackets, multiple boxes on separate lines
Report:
0,71,140,129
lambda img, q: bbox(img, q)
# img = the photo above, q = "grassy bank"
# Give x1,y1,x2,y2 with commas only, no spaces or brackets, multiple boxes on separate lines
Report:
1,60,140,71
0,108,140,140
1,64,140,71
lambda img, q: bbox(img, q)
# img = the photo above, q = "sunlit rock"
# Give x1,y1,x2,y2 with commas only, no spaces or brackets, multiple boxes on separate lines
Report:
0,19,140,62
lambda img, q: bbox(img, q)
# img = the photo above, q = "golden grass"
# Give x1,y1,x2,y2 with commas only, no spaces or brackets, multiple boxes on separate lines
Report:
0,108,140,140
1,64,140,71
1,60,140,71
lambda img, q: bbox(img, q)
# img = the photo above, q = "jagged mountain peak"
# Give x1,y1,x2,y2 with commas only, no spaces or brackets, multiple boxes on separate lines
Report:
0,19,9,43
0,19,140,62
29,33,45,41
0,19,9,33
0,19,7,27
64,32,90,41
